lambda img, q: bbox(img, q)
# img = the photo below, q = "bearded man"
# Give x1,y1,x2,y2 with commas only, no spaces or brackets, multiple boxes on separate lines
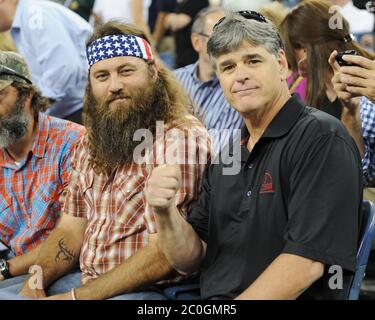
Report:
0,21,212,300
0,51,84,288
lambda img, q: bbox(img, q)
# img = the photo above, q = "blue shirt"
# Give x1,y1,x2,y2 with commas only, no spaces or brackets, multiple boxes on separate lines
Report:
174,63,243,151
361,97,375,184
11,0,92,118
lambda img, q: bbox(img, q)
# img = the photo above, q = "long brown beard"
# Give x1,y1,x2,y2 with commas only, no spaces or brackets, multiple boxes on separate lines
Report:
85,77,176,174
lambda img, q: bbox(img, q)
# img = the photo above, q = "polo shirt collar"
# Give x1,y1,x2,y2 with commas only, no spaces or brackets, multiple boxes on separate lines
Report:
241,94,305,142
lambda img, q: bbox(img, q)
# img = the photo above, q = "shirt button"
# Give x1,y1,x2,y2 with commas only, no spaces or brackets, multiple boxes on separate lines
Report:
248,164,254,169
246,191,252,197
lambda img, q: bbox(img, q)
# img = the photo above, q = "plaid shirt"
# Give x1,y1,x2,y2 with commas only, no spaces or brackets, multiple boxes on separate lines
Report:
63,115,213,284
0,113,85,256
361,97,375,184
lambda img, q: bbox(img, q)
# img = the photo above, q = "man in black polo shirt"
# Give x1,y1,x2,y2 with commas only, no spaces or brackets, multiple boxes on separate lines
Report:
145,11,362,299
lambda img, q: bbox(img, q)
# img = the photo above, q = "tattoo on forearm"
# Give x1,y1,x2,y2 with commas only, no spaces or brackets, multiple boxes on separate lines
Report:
55,239,76,263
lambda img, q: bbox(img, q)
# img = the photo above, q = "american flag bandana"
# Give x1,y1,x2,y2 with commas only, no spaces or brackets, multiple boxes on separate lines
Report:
86,34,154,68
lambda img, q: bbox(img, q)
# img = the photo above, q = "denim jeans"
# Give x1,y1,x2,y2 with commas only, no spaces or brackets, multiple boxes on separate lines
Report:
0,271,166,300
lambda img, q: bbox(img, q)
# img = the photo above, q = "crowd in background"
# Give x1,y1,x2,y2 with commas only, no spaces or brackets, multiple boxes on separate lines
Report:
0,0,375,300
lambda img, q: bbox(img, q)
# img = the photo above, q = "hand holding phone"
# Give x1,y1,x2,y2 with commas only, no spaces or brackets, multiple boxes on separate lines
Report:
335,50,359,67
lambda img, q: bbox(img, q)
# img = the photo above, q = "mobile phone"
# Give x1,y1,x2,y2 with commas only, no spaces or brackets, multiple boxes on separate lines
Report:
335,50,359,67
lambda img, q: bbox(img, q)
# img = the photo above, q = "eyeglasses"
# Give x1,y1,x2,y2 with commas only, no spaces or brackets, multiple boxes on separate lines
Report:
213,10,267,31
197,32,210,38
0,65,32,84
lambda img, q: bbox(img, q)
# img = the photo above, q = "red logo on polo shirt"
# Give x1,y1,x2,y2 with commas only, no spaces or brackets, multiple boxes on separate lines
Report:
260,171,274,194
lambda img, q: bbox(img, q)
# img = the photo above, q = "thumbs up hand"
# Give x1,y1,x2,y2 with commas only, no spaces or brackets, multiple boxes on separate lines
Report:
145,165,181,213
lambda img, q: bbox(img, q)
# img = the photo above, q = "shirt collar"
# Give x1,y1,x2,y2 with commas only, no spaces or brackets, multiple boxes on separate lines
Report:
241,94,305,143
11,0,29,29
190,62,220,87
31,112,49,159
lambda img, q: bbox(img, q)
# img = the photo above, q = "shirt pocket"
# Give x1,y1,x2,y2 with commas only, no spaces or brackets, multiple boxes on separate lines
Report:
114,175,146,227
31,181,61,227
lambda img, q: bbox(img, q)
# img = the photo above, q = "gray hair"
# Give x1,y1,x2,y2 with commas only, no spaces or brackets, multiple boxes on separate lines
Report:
191,6,225,35
207,12,284,63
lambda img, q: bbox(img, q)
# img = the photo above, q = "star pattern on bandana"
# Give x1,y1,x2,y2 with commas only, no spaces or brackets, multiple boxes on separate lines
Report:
86,35,153,67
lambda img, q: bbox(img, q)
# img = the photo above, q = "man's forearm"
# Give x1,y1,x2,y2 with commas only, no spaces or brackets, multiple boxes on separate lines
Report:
155,206,205,275
74,240,174,300
24,228,81,290
7,245,42,277
236,254,324,300
153,12,168,45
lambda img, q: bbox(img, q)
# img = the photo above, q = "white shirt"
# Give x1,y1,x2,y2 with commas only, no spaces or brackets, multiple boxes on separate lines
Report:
222,0,271,11
340,1,374,34
93,0,151,24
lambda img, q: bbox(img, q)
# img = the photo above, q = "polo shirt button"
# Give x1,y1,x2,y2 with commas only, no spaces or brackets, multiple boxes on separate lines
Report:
246,191,252,197
248,164,254,169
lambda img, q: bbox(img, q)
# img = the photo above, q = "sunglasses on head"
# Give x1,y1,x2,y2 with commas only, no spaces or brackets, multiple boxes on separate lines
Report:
213,10,267,31
0,65,32,84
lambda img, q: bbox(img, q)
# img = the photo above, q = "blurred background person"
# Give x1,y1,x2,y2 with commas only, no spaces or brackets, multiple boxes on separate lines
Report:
174,7,243,151
330,0,374,35
49,0,95,21
280,0,375,205
258,1,307,101
280,0,374,119
222,0,272,11
164,0,209,68
0,0,92,124
66,0,95,22
93,0,151,34
148,0,177,69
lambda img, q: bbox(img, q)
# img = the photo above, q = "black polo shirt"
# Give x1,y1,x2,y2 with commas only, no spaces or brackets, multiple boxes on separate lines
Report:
187,95,363,300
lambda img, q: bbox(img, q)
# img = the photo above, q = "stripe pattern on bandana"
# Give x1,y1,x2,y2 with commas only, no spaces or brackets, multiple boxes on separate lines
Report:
86,34,154,67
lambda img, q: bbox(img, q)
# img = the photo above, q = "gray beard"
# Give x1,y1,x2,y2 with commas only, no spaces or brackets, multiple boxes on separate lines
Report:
0,96,29,149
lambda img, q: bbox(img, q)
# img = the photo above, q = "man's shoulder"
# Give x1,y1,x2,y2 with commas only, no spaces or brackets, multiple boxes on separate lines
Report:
287,106,360,161
167,114,208,135
44,115,86,144
296,106,349,139
45,115,85,132
174,64,195,79
161,115,213,160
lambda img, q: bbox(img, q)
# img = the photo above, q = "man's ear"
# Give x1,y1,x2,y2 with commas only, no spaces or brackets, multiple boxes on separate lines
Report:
191,33,202,53
278,49,289,81
150,62,158,80
23,92,34,115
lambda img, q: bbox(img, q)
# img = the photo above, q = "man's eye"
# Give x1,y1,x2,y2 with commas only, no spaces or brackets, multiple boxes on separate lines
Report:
96,74,108,80
248,59,261,64
120,69,134,75
222,65,234,72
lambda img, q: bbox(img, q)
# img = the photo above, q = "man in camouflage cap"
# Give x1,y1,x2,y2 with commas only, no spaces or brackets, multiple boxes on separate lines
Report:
0,51,32,91
0,51,85,289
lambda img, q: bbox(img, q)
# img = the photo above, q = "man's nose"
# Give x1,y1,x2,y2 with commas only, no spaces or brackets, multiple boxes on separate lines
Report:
235,65,250,83
108,74,123,93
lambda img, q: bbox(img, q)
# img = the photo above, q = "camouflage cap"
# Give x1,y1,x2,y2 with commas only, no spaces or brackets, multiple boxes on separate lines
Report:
0,51,32,92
